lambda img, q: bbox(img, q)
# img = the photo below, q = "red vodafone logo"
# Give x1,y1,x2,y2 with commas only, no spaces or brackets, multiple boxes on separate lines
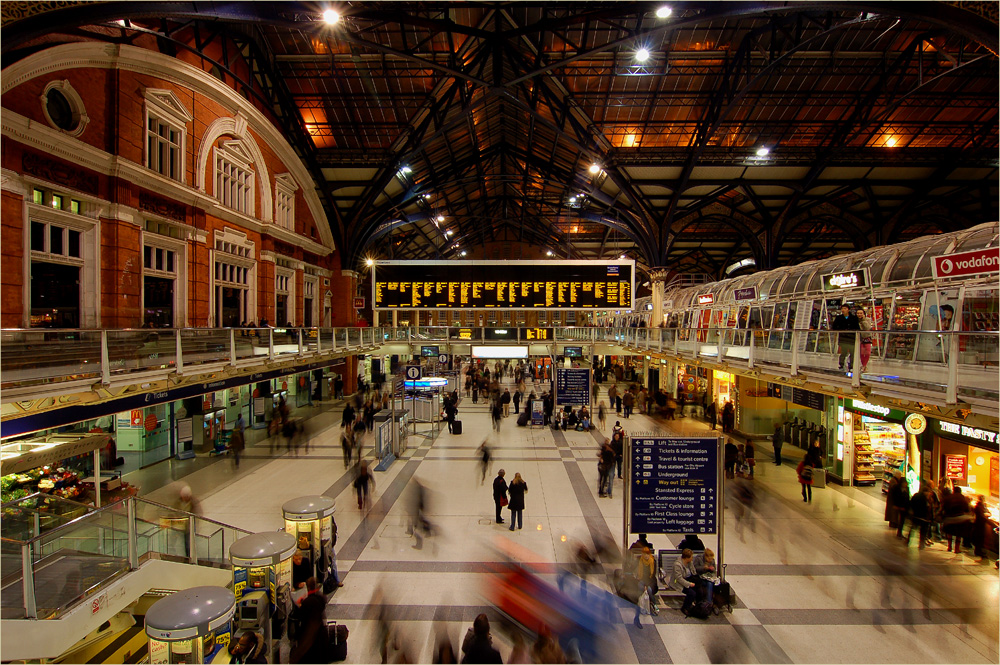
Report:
932,248,999,279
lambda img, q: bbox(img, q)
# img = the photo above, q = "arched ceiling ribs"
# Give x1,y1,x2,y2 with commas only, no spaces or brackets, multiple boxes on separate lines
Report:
775,214,871,258
659,10,886,256
664,213,765,269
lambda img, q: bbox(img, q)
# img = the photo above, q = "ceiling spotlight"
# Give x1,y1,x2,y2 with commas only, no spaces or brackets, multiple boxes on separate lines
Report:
569,196,577,203
656,6,672,18
547,250,554,256
588,163,601,174
436,215,445,222
445,229,453,237
884,137,898,147
399,165,412,174
636,48,650,62
460,250,467,257
756,146,770,157
365,258,374,267
322,9,340,25
423,193,432,200
620,254,627,259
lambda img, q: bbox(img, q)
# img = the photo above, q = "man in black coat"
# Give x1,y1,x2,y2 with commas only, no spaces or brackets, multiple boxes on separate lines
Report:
492,469,508,525
831,303,860,371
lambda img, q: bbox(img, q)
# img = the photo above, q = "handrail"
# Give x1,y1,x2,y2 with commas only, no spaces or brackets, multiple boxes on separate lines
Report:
134,497,254,535
1,491,95,510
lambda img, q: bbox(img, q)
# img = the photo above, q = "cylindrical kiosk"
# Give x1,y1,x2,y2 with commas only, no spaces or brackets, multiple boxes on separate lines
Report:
282,495,337,595
145,586,236,664
229,531,297,661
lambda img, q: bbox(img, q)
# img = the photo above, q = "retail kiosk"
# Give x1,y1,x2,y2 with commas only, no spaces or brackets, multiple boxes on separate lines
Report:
282,495,337,589
145,586,236,664
229,531,297,661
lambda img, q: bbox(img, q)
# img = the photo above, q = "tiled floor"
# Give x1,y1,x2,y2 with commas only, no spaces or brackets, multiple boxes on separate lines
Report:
124,376,999,664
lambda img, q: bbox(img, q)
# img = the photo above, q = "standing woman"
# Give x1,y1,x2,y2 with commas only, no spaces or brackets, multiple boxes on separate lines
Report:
857,308,874,373
507,472,528,531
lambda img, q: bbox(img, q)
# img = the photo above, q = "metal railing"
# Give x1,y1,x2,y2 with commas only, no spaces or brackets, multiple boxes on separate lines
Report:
0,495,251,620
611,326,999,407
1,326,383,391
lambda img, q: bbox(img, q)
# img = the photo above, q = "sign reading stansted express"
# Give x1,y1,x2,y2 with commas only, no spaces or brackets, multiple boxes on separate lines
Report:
931,247,1000,279
372,260,634,310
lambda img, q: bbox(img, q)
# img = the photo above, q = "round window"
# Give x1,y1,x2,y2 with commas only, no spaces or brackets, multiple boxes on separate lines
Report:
45,88,75,131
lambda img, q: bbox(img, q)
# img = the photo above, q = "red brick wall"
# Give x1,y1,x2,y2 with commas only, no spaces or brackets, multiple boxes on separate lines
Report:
329,270,358,327
1,191,25,328
100,219,142,327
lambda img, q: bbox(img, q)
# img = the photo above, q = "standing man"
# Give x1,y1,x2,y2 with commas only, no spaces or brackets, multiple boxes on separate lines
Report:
512,387,522,414
772,422,784,466
444,397,458,434
831,303,859,371
492,469,508,525
501,389,511,417
623,389,634,419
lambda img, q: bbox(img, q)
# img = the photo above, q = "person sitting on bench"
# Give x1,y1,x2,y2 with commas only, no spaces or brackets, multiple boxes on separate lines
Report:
670,549,699,615
567,409,579,429
693,549,717,604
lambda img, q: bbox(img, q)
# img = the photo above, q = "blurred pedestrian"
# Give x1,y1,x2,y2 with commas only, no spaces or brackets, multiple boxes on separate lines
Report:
972,494,992,562
341,425,355,468
744,438,755,478
460,613,502,663
942,486,973,554
796,457,815,503
597,401,607,431
508,472,528,531
230,412,245,469
479,442,492,485
492,469,508,525
354,460,375,510
407,478,433,550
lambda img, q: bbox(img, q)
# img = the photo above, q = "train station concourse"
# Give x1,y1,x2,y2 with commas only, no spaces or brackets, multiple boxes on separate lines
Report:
1,2,997,664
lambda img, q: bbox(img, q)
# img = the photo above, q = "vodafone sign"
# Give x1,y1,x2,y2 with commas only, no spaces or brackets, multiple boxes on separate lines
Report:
932,247,1000,279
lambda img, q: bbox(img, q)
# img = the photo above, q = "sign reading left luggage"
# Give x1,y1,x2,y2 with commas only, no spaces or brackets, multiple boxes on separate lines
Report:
629,437,720,534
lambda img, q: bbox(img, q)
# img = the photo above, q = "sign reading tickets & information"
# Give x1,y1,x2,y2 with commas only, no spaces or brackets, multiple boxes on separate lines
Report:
629,437,720,534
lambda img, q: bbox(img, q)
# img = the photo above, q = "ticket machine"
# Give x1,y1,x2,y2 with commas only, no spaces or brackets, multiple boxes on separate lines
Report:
145,586,236,664
229,531,297,661
282,495,337,589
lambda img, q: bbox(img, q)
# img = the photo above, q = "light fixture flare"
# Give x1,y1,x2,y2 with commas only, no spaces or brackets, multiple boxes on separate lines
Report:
588,163,601,174
755,146,770,157
322,9,340,25
636,48,650,62
656,6,672,18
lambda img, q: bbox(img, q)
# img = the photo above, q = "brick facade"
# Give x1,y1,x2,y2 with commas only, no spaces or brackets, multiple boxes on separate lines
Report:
2,42,338,330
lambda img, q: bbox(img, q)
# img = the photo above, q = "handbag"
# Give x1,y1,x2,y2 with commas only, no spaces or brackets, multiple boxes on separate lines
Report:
500,496,508,507
638,590,651,615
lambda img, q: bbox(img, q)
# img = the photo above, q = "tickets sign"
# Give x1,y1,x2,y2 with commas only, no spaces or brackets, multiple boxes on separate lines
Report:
931,247,1000,279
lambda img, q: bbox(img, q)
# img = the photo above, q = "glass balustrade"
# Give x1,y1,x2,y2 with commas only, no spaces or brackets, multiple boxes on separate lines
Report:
106,330,177,374
1,496,251,619
0,329,102,388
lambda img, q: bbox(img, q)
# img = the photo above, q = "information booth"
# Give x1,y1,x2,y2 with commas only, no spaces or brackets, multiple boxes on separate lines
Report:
282,496,337,591
228,531,296,661
145,586,236,664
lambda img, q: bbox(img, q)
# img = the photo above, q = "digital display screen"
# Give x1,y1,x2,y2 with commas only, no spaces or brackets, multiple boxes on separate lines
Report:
563,346,583,357
373,260,634,310
421,346,439,357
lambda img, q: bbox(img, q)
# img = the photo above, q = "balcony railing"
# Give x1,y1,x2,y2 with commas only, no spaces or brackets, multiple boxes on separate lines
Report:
1,326,382,392
612,327,999,413
0,494,251,619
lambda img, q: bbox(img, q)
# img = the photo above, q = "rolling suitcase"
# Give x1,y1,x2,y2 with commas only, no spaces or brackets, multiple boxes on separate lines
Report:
452,420,463,434
516,410,530,427
326,620,349,662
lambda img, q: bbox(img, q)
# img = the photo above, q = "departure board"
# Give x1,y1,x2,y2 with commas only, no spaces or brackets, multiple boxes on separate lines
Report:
372,260,634,310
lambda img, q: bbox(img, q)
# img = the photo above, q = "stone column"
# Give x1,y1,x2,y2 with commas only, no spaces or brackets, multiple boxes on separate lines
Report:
649,267,672,328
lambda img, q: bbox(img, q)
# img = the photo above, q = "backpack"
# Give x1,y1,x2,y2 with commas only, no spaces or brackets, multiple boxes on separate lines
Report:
688,599,715,620
801,465,813,481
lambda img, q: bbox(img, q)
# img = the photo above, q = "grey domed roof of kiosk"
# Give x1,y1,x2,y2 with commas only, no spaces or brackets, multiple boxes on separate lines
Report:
282,495,336,519
145,586,235,638
229,531,297,565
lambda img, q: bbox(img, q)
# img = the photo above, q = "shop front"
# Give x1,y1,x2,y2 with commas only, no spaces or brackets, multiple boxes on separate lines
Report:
931,419,999,524
837,399,921,494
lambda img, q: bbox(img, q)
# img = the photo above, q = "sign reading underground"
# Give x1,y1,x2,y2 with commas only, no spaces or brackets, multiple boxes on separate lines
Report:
629,437,720,534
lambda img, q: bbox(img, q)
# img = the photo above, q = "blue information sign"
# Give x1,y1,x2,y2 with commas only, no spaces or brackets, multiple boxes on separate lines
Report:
629,437,720,535
555,368,590,407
